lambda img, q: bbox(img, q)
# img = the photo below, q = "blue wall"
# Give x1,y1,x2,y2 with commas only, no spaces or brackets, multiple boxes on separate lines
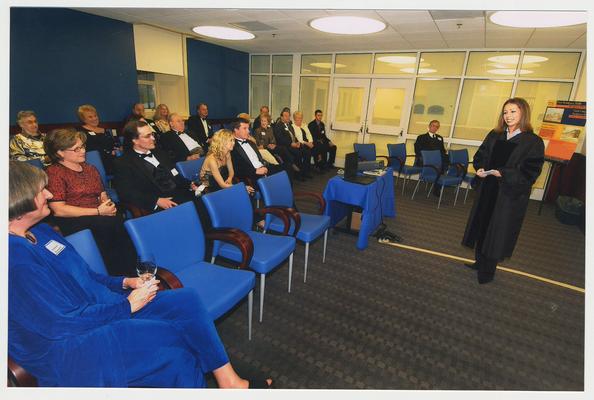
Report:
10,8,138,124
186,38,249,119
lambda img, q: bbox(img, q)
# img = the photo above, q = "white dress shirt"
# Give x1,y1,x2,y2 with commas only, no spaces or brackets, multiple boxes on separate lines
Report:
201,118,209,136
175,131,201,151
292,123,313,144
238,139,264,168
134,149,160,168
506,127,522,141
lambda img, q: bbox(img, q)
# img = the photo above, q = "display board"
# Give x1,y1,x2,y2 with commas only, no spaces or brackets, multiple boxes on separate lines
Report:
539,100,586,161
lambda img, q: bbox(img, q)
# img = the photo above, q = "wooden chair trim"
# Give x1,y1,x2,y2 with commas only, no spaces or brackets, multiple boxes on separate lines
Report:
206,228,254,270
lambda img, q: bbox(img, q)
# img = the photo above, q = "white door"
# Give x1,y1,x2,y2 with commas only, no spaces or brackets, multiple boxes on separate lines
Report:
364,79,414,140
330,78,371,143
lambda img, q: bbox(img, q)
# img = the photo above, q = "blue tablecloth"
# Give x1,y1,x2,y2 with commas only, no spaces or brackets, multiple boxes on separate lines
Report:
323,167,395,250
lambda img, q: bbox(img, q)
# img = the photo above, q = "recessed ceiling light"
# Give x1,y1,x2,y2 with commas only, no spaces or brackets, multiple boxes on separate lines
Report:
309,16,386,35
488,55,548,64
310,62,346,69
489,11,587,28
400,67,437,74
376,56,418,64
192,25,255,40
487,69,533,75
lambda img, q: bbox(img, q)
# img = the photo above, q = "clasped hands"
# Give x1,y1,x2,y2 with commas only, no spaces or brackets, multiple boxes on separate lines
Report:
476,168,502,178
124,277,160,313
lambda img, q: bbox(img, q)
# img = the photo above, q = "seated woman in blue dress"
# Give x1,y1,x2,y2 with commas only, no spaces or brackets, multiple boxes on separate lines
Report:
8,161,272,389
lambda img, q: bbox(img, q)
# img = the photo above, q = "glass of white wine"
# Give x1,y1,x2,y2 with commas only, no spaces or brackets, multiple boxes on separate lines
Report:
136,254,158,285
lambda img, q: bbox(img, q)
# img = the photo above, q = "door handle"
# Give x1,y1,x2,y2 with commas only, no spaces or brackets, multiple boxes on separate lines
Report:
359,125,363,133
330,123,333,131
365,126,369,135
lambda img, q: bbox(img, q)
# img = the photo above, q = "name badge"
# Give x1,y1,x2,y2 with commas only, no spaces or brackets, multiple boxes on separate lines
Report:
261,131,266,136
284,127,289,131
437,136,442,141
170,168,179,176
321,130,325,134
45,240,66,256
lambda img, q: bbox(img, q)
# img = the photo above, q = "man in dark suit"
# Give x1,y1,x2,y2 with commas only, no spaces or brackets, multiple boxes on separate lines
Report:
159,113,204,164
230,118,286,185
414,119,448,169
307,109,336,168
186,102,212,150
113,120,196,213
124,103,160,134
273,109,312,180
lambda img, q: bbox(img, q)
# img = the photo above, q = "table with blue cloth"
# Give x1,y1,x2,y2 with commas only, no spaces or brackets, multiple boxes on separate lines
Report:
323,167,395,250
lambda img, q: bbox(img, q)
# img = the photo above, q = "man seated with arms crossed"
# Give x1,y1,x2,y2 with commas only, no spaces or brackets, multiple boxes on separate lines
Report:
113,120,198,213
230,118,286,186
159,113,204,164
273,109,312,181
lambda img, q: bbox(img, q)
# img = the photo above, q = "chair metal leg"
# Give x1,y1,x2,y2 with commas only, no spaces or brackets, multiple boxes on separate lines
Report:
402,175,407,195
464,185,470,204
259,274,265,323
304,242,309,283
427,183,434,198
256,198,260,208
322,230,328,263
288,252,293,293
248,290,253,340
411,179,421,200
210,256,215,263
454,185,461,206
437,185,444,209
394,172,399,191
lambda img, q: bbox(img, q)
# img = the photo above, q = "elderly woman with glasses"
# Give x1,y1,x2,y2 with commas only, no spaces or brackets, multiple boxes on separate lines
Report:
44,128,137,276
8,161,272,389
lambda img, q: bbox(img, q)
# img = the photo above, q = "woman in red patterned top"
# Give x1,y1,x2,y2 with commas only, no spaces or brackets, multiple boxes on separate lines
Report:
44,128,137,276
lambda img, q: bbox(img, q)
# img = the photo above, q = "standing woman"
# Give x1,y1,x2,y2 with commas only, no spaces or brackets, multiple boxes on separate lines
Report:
462,97,545,284
77,104,119,174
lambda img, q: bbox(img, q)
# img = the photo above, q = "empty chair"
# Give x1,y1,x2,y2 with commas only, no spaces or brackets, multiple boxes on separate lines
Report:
85,150,119,203
411,150,463,209
387,143,422,195
123,202,257,338
202,183,296,322
23,158,44,169
353,143,389,171
257,171,330,283
175,157,206,181
448,148,475,204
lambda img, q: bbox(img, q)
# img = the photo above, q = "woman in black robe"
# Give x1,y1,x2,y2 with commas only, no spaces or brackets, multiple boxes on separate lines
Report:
462,97,545,284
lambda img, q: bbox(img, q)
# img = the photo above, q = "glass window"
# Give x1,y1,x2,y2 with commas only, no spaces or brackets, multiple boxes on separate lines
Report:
335,53,373,74
514,81,573,133
373,53,416,75
466,51,521,78
453,79,513,140
408,78,460,135
419,52,466,76
520,52,581,79
272,55,293,74
405,139,416,165
250,75,269,118
251,55,270,74
371,87,406,126
299,77,330,123
335,86,365,124
271,76,292,119
301,54,332,74
138,83,156,109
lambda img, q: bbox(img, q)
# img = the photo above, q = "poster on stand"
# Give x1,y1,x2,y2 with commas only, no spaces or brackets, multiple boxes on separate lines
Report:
539,100,586,161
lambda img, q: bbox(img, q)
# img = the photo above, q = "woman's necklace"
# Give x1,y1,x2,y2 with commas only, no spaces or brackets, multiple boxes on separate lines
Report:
9,230,37,244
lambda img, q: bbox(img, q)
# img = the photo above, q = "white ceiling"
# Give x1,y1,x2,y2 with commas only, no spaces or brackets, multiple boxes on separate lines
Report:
73,8,587,53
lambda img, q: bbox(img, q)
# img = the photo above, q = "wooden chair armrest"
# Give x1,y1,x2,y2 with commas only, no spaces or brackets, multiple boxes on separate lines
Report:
376,155,390,165
254,207,293,236
453,162,466,177
8,356,38,387
156,266,184,290
261,206,301,237
294,191,326,214
206,228,254,269
425,165,442,184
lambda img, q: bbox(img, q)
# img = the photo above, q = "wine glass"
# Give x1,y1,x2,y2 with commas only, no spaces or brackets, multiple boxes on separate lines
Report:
136,254,158,285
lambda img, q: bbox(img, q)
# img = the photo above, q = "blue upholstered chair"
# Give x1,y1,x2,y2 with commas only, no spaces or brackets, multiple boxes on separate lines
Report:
257,171,330,283
175,157,206,181
85,150,119,203
24,158,44,169
447,149,475,204
353,143,389,171
411,150,463,209
123,202,257,338
202,183,296,322
65,229,111,275
387,143,422,195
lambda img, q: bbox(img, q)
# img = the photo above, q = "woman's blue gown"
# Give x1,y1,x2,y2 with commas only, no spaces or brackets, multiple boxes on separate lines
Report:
8,223,229,387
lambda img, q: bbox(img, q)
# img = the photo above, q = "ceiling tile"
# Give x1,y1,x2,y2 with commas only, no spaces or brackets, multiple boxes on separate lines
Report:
377,10,433,25
393,22,439,34
435,17,485,32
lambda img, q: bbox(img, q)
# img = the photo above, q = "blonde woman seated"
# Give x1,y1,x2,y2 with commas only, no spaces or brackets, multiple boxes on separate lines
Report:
199,129,254,195
152,103,171,134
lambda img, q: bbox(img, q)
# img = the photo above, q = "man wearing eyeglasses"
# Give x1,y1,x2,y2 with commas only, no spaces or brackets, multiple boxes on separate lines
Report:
113,120,198,213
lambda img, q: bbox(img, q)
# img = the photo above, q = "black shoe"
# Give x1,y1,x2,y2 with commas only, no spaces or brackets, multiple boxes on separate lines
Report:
477,273,494,284
464,262,479,271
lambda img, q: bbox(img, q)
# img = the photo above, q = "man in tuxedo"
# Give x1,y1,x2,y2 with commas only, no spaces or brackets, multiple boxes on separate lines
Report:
124,103,160,134
186,102,212,150
307,109,336,168
273,109,312,180
230,118,286,185
113,120,196,213
414,120,448,169
159,113,204,164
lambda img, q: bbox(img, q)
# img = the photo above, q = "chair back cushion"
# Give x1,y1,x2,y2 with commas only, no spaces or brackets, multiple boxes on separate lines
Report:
85,150,108,187
353,143,376,161
420,150,442,180
124,202,205,272
65,229,108,275
447,149,469,176
24,159,44,169
175,157,206,180
202,183,253,232
387,143,406,168
257,171,293,208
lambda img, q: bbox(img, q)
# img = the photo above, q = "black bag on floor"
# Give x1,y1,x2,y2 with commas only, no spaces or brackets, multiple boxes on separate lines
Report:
555,196,583,225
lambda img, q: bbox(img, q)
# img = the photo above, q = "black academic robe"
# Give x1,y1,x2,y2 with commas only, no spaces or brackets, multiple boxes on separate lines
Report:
462,130,545,260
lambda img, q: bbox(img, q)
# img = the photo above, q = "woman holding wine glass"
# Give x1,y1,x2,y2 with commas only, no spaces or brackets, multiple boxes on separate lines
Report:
8,160,272,389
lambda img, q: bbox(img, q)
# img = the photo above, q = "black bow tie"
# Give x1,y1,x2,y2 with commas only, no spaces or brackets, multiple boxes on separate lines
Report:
237,139,249,144
175,131,184,135
138,152,154,159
